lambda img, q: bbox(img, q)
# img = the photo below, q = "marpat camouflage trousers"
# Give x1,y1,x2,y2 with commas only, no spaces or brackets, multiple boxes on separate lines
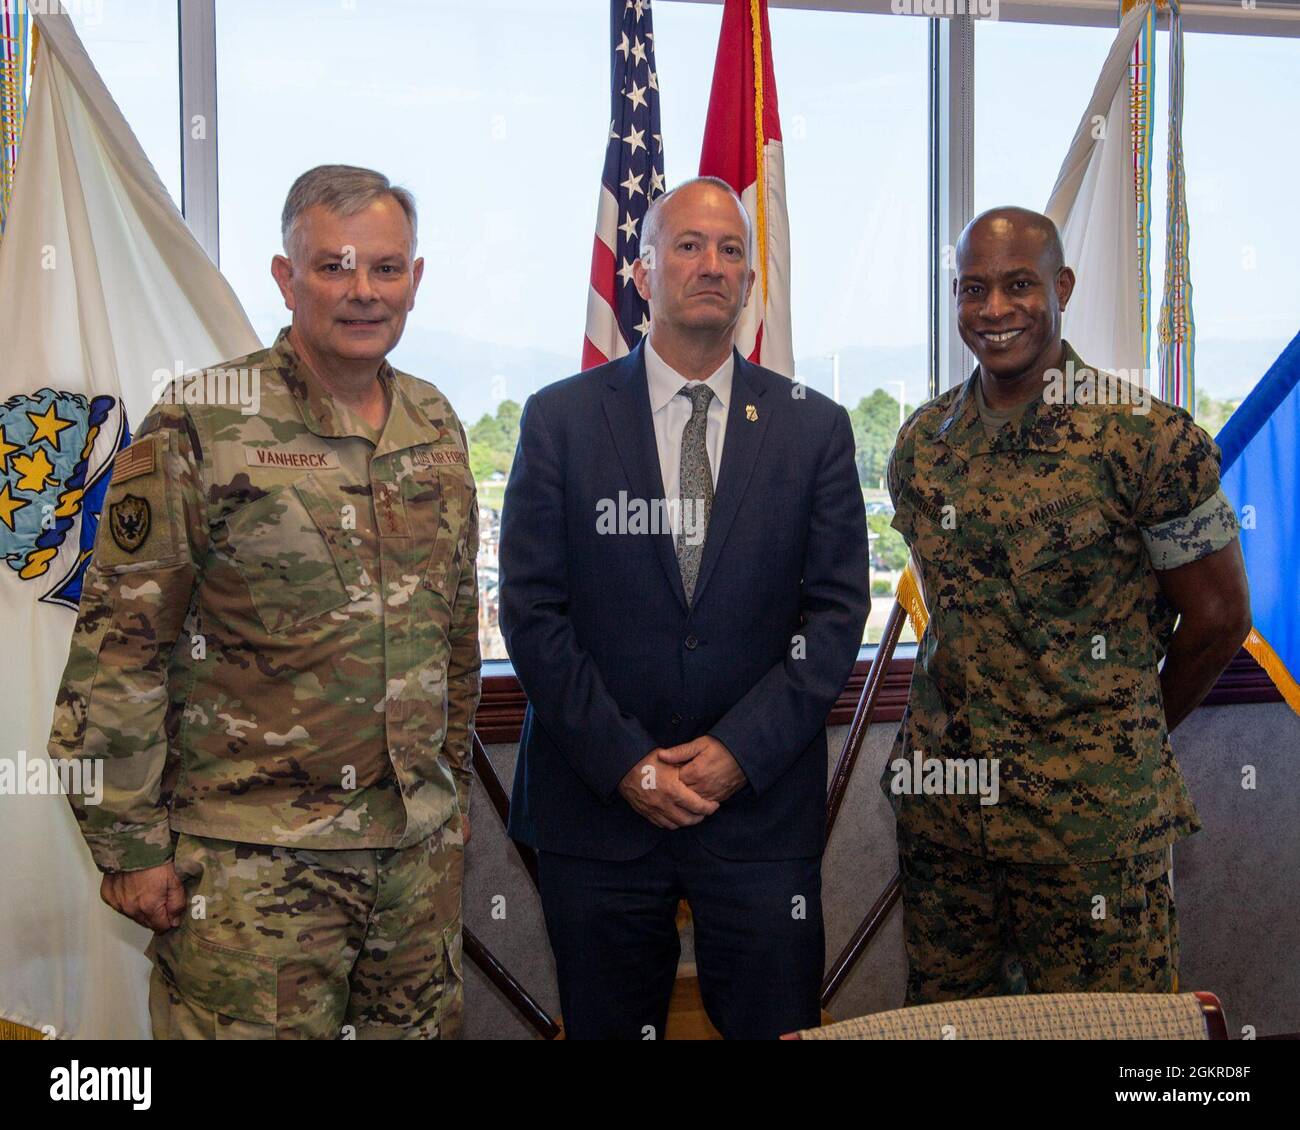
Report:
146,821,464,1039
898,831,1177,1005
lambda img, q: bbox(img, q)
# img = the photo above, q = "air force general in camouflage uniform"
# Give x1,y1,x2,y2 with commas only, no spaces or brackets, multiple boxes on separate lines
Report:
49,166,480,1039
885,208,1251,1004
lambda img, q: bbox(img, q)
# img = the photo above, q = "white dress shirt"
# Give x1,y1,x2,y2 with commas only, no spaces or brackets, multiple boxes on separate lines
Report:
644,338,733,504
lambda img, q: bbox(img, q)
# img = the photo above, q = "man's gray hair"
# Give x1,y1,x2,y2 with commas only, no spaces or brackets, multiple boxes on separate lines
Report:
281,164,418,257
640,175,754,264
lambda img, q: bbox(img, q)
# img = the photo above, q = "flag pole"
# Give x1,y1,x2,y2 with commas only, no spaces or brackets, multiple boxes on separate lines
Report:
826,597,906,837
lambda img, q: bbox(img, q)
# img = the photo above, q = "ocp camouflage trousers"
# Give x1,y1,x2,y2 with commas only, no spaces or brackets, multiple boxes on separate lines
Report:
146,821,464,1039
898,831,1177,1005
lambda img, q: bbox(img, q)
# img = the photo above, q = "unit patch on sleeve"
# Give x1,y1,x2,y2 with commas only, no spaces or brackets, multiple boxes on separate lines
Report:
108,494,151,553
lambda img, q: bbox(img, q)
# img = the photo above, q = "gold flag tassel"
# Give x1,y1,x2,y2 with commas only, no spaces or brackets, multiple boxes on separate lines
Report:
1243,629,1300,717
895,556,928,639
0,2,36,241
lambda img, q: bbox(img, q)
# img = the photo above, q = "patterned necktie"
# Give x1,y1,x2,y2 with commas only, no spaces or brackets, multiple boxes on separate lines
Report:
676,383,715,604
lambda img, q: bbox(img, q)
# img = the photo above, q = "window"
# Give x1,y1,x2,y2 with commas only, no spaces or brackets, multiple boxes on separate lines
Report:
216,0,610,658
655,2,930,644
1175,30,1300,434
976,17,1300,437
69,1,1300,669
215,0,929,652
69,0,181,207
974,20,1115,215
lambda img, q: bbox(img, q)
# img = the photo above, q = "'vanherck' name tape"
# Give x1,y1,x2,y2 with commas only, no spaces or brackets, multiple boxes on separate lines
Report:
244,447,341,470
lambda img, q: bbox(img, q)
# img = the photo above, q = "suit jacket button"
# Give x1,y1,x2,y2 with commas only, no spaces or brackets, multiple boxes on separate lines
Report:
684,635,698,650
670,713,682,726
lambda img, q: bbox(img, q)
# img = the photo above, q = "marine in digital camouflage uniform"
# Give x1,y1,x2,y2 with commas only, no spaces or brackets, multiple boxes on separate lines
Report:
883,207,1251,1004
49,166,479,1039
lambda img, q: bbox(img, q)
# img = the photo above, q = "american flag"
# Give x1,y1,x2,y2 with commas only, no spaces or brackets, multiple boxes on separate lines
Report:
581,0,664,370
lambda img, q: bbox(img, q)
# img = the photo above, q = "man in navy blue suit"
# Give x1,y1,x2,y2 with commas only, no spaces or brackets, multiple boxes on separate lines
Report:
499,178,870,1040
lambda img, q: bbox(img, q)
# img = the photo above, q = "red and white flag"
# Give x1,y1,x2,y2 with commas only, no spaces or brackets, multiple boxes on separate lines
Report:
699,0,793,377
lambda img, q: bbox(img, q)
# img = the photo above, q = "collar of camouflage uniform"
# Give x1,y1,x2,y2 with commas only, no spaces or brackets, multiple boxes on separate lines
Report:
269,326,441,457
935,339,1096,460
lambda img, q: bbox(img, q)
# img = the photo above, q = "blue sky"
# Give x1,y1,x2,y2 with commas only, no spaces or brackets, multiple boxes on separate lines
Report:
69,0,1300,419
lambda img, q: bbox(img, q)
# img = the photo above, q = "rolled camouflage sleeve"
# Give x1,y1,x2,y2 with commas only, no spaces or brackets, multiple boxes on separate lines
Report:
1134,408,1238,572
1141,487,1238,571
443,461,481,820
47,402,207,873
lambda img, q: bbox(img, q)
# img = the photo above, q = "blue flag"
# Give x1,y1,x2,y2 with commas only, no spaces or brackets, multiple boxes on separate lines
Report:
1217,330,1300,714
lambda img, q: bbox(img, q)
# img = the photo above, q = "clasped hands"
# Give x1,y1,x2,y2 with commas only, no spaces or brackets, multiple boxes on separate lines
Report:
616,735,746,829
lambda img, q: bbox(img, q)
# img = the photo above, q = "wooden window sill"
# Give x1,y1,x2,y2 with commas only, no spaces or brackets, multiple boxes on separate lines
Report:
473,648,1278,746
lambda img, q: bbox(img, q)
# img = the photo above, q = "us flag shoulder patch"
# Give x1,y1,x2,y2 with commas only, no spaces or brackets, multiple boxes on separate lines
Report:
112,437,157,483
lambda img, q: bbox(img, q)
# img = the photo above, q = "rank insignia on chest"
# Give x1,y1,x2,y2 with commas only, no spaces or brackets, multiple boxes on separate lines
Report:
109,494,151,553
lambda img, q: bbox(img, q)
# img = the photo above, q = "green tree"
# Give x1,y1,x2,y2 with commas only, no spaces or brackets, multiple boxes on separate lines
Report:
468,399,522,482
849,389,910,490
868,512,908,572
1194,391,1241,439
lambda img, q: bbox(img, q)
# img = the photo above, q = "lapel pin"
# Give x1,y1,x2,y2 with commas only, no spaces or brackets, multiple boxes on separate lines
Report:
745,404,758,422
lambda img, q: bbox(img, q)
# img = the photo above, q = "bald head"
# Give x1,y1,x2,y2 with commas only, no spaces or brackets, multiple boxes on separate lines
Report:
957,206,1065,277
631,176,756,354
953,205,1076,386
641,176,754,265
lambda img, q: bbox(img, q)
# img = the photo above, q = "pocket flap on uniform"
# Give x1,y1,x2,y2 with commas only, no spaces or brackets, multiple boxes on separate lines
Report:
149,925,278,1026
420,468,474,605
1008,504,1109,575
224,478,353,631
1125,846,1173,888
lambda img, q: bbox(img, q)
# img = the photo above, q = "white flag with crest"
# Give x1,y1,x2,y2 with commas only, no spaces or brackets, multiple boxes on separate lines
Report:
0,9,258,1038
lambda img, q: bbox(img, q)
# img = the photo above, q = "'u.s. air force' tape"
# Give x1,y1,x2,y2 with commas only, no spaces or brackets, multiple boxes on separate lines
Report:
411,448,467,467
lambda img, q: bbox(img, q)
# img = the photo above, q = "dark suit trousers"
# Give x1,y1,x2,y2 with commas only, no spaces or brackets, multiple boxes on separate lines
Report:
537,828,824,1040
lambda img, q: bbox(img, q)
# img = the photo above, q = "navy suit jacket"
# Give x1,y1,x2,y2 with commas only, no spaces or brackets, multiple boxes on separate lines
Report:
499,341,871,862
